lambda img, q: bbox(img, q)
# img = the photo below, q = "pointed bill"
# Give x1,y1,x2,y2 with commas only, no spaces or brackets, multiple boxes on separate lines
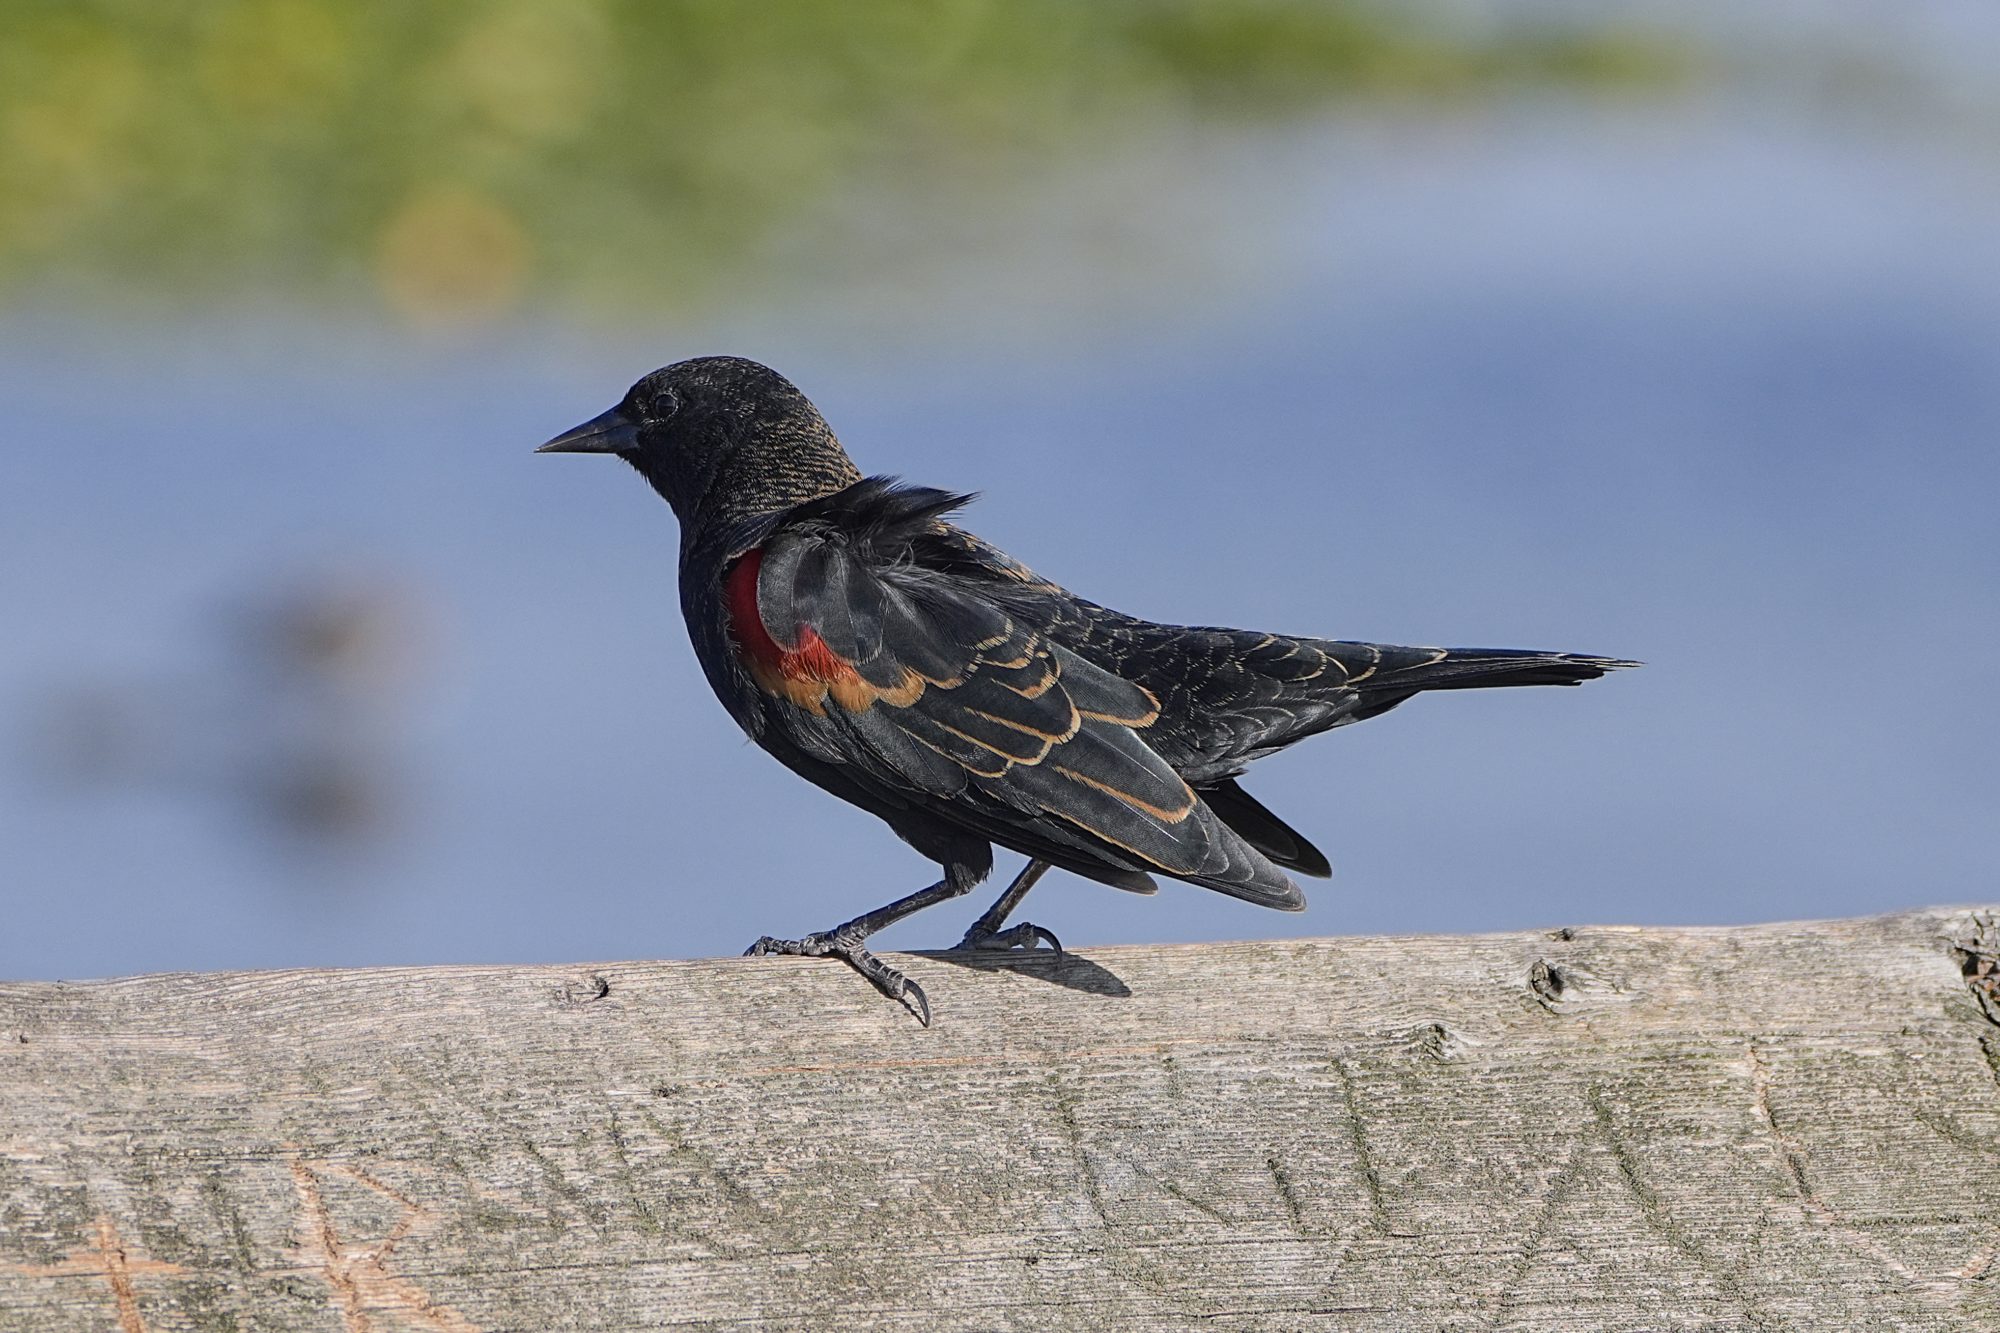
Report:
536,406,639,454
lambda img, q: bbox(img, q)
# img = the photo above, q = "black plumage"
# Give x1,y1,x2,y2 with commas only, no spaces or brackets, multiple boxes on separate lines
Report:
540,356,1635,1024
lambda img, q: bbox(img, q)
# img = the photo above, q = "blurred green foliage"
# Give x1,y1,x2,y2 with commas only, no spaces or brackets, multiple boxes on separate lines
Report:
0,0,1693,322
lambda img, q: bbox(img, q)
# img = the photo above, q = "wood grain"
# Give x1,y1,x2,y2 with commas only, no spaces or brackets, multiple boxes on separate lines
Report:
3,908,1997,1331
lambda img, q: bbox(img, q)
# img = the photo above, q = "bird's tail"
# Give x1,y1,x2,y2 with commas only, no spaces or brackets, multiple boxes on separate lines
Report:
1366,646,1640,692
1309,643,1635,725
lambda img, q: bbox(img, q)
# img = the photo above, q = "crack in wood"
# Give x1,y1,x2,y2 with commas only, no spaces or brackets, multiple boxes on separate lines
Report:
1265,1154,1308,1238
1957,1237,2000,1283
633,1106,774,1258
602,1107,665,1236
287,1152,481,1333
94,1215,147,1333
1589,1083,1775,1329
1134,1163,1234,1226
514,1133,610,1232
1747,1045,1999,1295
1484,1143,1585,1329
0,1213,182,1332
1332,1059,1392,1237
290,1158,369,1330
1049,1075,1112,1231
199,1169,258,1275
1914,1108,2000,1162
1946,912,2000,1025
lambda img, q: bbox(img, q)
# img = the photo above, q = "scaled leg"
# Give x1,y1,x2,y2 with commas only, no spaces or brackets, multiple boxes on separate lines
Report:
745,871,976,1026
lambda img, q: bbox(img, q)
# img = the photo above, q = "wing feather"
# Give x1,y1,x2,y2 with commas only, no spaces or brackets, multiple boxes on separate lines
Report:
725,479,1303,909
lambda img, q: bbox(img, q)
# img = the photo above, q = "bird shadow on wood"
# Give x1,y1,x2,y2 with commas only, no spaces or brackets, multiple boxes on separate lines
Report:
915,949,1132,998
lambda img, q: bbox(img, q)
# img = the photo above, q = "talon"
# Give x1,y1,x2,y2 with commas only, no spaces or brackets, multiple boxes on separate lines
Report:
954,921,1061,953
897,977,932,1028
742,929,932,1025
842,947,930,1027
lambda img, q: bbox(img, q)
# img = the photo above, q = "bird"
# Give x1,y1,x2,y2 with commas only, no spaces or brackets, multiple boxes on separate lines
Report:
539,355,1634,1025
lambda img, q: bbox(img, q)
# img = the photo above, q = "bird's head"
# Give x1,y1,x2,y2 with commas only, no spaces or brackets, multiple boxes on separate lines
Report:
538,356,860,530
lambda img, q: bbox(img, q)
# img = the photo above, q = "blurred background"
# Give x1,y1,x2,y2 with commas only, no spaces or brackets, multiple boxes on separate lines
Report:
2,1,1994,980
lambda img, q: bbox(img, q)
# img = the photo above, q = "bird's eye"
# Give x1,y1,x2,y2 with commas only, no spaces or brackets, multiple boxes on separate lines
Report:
650,388,682,419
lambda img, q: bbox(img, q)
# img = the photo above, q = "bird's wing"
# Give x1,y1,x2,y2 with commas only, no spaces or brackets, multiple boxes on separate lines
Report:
724,479,1302,909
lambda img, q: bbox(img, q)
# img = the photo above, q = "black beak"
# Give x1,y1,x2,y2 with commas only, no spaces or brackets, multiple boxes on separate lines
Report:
536,406,639,454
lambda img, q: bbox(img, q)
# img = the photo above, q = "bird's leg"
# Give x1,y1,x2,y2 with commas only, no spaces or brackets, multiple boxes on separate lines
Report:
953,859,1060,953
744,874,972,1026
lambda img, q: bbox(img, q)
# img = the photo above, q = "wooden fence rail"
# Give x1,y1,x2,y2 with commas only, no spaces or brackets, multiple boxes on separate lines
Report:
3,907,1998,1330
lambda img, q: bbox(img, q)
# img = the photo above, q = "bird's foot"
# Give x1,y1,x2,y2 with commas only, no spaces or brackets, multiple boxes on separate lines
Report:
952,921,1063,954
744,932,931,1027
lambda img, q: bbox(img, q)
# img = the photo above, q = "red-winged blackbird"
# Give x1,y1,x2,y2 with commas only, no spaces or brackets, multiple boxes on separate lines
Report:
541,357,1634,1024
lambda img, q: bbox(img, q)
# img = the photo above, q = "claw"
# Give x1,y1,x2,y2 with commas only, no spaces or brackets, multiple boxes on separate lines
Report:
954,921,1063,955
841,943,929,1027
896,977,932,1028
740,930,931,1026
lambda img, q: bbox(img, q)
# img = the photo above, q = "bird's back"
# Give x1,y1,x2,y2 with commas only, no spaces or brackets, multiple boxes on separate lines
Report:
932,524,1629,785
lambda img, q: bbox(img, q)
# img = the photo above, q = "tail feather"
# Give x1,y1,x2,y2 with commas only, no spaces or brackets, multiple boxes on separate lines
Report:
1200,777,1332,878
1361,647,1639,692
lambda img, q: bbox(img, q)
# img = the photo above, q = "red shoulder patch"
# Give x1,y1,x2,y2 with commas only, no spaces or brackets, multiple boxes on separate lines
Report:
723,550,867,708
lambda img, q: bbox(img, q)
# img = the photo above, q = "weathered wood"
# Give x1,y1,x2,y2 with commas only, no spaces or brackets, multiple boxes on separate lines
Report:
2,908,1997,1331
